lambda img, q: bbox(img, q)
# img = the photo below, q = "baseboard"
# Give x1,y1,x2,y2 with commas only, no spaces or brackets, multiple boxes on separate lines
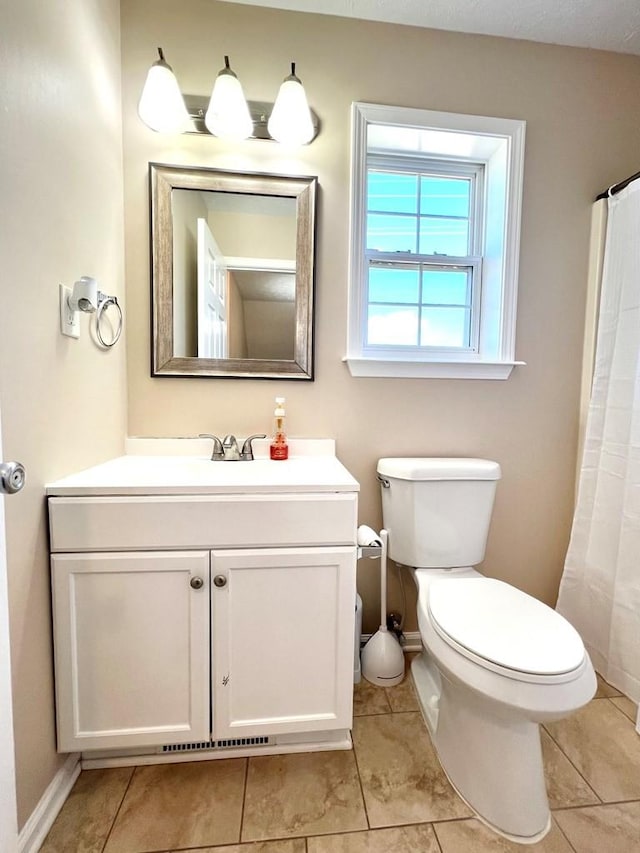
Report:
361,630,421,653
18,753,80,853
82,732,353,769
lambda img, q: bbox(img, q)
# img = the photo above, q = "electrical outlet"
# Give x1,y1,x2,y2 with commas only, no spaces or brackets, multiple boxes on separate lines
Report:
386,612,403,641
59,284,79,338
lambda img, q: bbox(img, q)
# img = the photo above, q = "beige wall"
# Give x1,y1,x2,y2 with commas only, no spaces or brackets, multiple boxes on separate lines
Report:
228,272,248,358
244,300,296,359
121,0,640,634
207,208,297,259
0,0,127,828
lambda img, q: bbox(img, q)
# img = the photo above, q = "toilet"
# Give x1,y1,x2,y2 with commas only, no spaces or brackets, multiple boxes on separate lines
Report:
377,457,596,845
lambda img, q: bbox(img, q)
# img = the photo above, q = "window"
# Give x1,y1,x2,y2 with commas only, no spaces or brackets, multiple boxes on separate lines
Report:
347,103,526,379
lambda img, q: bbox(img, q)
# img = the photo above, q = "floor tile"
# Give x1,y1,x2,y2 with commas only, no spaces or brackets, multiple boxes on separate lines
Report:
242,749,367,841
594,673,622,698
385,674,419,713
610,694,638,723
103,759,246,852
352,712,471,827
353,678,392,716
540,729,599,808
434,817,574,852
307,823,440,852
554,801,640,852
40,768,133,853
177,842,306,853
545,698,640,801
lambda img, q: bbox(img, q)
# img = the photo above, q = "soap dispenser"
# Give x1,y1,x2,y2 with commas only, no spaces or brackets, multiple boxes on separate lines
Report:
270,397,289,460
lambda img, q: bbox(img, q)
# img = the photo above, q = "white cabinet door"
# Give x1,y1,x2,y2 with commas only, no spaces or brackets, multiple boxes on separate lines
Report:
0,413,18,851
51,551,210,752
211,546,356,738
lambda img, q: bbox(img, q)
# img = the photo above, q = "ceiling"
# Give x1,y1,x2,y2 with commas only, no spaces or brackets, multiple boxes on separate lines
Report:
221,0,640,56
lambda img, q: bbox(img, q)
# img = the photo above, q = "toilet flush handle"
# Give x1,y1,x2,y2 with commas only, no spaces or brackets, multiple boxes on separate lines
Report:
377,474,390,489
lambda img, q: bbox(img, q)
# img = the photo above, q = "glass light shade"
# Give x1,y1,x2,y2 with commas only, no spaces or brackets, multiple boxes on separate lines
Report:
268,65,314,146
138,49,190,134
204,58,253,141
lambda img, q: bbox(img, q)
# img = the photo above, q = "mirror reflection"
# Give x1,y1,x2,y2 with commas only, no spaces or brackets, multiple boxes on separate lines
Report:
172,190,297,360
150,165,316,379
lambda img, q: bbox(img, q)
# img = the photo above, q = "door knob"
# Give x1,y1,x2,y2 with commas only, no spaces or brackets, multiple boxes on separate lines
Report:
190,576,204,590
213,574,227,588
0,461,26,495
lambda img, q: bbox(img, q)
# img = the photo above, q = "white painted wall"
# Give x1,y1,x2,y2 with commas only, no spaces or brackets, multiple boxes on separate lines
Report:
0,0,127,829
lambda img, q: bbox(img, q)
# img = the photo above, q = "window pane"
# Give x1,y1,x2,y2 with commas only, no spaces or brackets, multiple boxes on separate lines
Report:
422,270,470,306
367,305,418,345
420,308,470,347
369,266,419,303
419,217,469,255
420,177,471,218
367,213,417,252
368,171,417,214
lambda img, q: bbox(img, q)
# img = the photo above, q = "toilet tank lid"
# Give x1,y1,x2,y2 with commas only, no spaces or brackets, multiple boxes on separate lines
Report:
377,458,501,481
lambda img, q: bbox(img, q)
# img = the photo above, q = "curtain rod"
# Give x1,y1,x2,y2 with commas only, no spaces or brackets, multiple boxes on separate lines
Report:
595,169,640,201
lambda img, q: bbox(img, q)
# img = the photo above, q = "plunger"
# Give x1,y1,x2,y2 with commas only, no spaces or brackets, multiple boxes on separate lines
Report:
361,529,404,686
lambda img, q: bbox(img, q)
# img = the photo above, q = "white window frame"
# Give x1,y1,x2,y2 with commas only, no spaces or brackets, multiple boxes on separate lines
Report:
366,156,483,353
346,103,527,380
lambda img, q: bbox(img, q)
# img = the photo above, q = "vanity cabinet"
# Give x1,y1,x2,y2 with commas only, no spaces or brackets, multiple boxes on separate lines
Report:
47,449,359,759
212,546,355,739
51,551,210,753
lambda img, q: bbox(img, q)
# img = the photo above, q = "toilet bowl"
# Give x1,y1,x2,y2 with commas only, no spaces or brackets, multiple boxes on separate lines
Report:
377,458,596,844
412,567,595,843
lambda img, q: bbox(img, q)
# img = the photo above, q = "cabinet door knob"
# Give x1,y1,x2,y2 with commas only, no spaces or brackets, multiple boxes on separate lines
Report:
213,574,227,588
190,576,204,590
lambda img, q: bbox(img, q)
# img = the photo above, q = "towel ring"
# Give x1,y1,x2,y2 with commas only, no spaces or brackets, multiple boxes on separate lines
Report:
95,293,123,348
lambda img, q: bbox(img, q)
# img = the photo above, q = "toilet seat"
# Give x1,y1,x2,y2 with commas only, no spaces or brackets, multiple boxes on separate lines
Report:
427,578,585,679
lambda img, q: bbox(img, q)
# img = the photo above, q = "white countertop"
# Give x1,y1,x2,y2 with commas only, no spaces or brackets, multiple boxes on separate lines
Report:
46,438,360,497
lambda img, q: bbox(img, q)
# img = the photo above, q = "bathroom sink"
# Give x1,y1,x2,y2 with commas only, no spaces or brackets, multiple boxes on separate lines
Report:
46,438,359,496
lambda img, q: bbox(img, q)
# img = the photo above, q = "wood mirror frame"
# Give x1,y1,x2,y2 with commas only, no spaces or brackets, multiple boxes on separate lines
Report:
150,163,317,379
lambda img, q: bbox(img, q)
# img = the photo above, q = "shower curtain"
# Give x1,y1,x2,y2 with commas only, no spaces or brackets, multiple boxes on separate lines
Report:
556,180,640,716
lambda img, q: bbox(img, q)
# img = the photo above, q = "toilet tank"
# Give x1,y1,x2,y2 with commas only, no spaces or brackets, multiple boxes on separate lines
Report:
377,458,501,568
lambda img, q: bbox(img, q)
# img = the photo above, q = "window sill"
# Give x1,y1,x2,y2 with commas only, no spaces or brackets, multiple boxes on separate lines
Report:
343,357,525,380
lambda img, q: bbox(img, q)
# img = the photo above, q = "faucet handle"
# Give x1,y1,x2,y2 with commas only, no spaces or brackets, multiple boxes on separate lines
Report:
199,433,224,461
240,434,267,461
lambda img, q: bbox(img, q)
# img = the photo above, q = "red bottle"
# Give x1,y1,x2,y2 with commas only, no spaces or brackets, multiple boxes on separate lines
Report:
270,397,289,461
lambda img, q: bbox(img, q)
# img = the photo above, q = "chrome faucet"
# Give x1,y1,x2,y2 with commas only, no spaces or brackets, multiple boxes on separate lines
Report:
199,433,266,461
222,434,240,461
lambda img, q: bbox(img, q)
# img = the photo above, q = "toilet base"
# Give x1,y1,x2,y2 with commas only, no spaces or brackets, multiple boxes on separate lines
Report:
434,748,551,846
411,652,552,844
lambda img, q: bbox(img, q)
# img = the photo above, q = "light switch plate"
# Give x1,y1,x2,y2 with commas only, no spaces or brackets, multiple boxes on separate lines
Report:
60,284,79,338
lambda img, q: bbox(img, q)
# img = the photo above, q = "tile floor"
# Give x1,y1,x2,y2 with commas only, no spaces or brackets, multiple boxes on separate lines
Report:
40,668,640,853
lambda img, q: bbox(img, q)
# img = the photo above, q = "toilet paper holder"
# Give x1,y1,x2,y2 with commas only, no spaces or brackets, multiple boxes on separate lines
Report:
358,544,382,559
357,524,383,559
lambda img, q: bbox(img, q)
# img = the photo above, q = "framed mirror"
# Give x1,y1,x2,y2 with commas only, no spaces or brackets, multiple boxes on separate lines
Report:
150,163,317,379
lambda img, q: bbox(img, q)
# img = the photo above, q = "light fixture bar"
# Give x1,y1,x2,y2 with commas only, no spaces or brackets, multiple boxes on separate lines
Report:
183,94,320,142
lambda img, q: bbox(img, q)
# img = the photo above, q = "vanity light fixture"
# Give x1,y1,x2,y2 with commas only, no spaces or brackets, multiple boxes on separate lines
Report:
204,55,253,141
268,63,314,146
138,48,319,144
138,48,190,134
